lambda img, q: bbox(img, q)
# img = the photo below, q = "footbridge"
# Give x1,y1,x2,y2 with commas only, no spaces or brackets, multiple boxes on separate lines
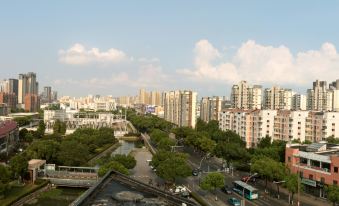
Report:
43,165,99,188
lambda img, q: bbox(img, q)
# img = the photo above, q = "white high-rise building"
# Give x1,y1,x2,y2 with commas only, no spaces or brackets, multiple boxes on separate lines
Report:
230,81,262,109
264,86,294,110
307,80,329,111
164,90,197,128
200,96,222,122
292,94,307,110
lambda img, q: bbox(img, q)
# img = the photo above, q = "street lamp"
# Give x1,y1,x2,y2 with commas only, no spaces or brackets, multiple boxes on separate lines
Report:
273,180,285,199
242,173,258,206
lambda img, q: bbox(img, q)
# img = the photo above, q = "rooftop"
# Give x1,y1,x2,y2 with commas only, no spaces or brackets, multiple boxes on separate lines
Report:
0,121,17,137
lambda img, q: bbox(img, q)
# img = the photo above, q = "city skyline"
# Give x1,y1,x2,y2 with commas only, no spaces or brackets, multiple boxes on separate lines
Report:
1,1,339,97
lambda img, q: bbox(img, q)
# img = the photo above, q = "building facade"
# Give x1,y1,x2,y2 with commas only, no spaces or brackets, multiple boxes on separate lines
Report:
285,143,339,198
230,81,262,110
163,90,197,128
200,96,222,122
0,120,19,155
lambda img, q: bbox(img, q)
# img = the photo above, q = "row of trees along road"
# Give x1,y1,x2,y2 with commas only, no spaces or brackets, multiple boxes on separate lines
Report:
127,109,339,205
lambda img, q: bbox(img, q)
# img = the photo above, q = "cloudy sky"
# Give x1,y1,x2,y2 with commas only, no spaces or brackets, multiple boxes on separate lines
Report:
1,1,339,97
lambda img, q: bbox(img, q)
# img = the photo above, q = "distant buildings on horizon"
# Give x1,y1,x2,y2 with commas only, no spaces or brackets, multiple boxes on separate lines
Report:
0,72,57,114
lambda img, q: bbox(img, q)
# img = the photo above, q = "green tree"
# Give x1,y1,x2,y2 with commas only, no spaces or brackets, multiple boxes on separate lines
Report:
214,142,249,168
26,140,60,163
57,140,89,166
0,165,11,197
53,119,66,135
326,136,339,144
251,156,282,191
156,154,191,183
36,120,46,138
302,140,312,144
326,185,339,206
284,173,300,205
198,136,216,154
98,160,129,176
257,135,272,148
111,154,136,169
13,117,31,127
19,128,28,141
9,154,28,182
200,172,225,200
157,137,176,151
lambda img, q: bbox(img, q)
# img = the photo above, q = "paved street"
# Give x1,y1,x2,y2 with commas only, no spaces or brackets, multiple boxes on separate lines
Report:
185,146,331,206
130,147,157,184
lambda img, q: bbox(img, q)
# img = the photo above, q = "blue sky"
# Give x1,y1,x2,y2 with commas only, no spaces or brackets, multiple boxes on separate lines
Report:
0,1,339,97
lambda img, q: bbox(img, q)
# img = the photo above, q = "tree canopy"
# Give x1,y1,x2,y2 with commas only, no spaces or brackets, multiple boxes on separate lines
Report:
326,185,339,205
152,151,191,183
200,172,225,192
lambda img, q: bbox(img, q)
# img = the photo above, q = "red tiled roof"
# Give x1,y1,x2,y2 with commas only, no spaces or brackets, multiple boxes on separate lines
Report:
0,121,17,137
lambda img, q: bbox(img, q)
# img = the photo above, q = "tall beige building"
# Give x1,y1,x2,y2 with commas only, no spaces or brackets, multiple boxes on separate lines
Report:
264,86,294,110
231,81,262,109
200,96,222,122
163,90,197,128
306,80,332,111
292,94,307,110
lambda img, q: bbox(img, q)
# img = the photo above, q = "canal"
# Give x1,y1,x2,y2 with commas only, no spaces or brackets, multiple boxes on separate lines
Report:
111,140,136,156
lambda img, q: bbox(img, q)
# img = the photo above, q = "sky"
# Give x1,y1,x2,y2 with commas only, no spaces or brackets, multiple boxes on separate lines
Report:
0,1,339,97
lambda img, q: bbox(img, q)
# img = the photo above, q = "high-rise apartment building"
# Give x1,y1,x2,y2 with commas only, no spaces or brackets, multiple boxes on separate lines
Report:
231,81,249,109
51,91,58,102
230,81,262,109
292,94,307,110
18,72,39,111
273,110,309,142
307,80,330,111
24,94,40,112
43,86,52,103
163,90,197,128
219,109,277,148
264,86,294,110
0,92,17,110
200,96,222,122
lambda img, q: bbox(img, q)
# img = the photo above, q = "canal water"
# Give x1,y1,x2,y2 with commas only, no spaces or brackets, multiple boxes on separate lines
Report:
111,140,135,156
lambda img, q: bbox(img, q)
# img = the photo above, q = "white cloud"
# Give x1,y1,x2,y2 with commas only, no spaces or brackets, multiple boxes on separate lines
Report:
178,39,339,86
59,43,127,65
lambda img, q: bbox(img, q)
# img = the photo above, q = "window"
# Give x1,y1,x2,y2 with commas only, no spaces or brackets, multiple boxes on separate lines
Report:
309,174,313,180
288,157,291,162
334,180,338,185
321,177,325,183
334,167,338,173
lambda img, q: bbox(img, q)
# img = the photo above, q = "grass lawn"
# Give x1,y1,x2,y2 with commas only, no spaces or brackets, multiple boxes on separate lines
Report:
0,183,40,206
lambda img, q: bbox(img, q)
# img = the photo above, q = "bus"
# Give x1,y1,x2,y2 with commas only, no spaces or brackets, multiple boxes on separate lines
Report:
232,180,259,200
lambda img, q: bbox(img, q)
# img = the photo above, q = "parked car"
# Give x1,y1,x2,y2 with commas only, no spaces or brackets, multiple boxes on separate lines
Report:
221,185,232,194
241,176,256,183
192,168,200,176
228,197,241,206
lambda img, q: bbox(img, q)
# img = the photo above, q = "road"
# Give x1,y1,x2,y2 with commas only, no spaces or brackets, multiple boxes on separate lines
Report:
185,146,331,206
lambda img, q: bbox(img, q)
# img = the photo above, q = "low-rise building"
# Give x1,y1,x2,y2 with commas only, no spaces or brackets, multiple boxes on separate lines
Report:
285,143,339,198
0,120,19,155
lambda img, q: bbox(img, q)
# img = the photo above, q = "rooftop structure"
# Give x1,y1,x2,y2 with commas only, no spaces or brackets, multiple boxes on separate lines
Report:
285,142,339,198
